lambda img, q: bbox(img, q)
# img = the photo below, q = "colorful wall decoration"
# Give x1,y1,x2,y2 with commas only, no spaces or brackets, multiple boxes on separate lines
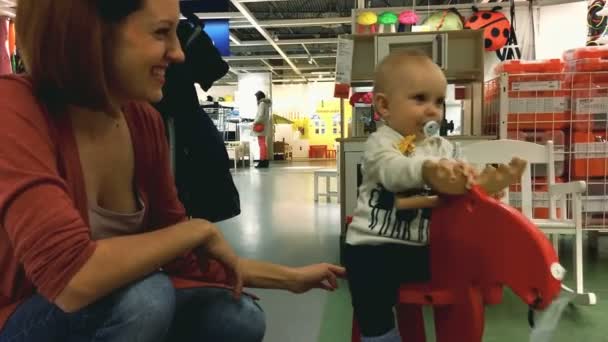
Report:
306,99,352,149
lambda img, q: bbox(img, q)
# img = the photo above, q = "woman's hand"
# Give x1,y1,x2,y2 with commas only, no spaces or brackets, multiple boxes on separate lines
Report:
195,225,244,299
286,263,347,294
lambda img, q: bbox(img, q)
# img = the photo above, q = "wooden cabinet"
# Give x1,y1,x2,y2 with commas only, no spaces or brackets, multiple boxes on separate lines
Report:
350,30,485,83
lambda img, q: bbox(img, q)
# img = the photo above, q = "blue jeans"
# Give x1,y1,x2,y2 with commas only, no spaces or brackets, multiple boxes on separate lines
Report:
0,273,265,342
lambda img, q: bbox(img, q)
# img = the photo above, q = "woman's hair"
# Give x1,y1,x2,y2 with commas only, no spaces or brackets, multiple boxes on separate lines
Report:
16,0,144,112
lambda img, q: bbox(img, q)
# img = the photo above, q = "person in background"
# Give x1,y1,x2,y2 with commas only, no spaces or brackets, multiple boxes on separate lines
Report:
253,90,272,168
0,1,345,341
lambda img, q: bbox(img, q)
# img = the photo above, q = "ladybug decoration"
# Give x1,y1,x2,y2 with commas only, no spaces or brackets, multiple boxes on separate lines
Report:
464,6,511,52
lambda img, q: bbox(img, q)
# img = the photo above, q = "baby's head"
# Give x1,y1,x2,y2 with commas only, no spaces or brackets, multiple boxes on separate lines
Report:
373,50,447,141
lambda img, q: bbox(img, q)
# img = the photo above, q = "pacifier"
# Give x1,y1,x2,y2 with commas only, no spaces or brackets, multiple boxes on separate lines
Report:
423,120,440,138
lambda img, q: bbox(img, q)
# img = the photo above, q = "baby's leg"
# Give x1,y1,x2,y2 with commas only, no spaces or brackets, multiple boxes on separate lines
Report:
476,157,527,195
344,245,403,341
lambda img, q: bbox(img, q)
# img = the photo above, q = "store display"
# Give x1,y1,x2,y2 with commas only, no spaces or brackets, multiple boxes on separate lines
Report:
464,7,511,51
377,11,398,33
483,45,608,239
493,59,568,131
356,11,378,34
421,9,465,31
398,10,419,32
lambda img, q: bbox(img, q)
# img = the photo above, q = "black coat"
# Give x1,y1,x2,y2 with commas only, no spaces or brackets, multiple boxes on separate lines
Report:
154,22,240,222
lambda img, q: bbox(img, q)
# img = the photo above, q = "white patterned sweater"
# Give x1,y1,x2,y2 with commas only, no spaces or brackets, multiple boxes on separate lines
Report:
346,125,456,246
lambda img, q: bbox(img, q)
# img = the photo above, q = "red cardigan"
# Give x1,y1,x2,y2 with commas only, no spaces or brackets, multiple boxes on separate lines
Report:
0,75,229,331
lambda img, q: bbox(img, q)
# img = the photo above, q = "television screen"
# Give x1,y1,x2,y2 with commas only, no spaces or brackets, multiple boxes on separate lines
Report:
203,19,231,57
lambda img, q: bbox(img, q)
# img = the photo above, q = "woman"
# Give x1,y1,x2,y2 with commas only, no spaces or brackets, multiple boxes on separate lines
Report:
0,1,345,341
253,90,272,168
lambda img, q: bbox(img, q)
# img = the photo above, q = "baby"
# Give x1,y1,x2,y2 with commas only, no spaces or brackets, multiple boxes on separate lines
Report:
344,50,526,342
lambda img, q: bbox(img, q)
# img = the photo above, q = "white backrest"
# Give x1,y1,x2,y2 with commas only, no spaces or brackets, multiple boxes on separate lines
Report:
461,139,556,219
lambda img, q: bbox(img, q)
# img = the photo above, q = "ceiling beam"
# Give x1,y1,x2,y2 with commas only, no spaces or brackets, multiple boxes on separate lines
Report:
231,38,338,47
301,44,319,67
229,0,305,81
193,12,243,19
229,33,242,45
224,53,336,61
259,59,280,76
229,17,350,29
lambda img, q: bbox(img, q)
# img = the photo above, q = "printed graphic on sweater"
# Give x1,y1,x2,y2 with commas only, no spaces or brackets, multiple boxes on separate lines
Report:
367,184,433,242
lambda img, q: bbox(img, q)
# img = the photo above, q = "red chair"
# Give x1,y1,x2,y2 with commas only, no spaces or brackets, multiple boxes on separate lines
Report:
350,186,563,342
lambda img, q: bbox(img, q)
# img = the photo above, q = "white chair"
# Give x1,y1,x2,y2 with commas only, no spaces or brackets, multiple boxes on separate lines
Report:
225,141,247,169
314,169,339,202
461,139,596,305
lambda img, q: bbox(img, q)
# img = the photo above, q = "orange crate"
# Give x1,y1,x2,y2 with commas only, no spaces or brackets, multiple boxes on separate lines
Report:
509,177,564,219
565,58,608,73
495,59,564,75
570,131,608,178
563,58,608,87
506,89,570,130
495,59,569,130
571,88,608,131
563,46,608,61
496,59,565,91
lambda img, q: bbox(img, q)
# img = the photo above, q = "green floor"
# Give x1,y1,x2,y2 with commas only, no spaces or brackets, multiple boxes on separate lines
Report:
223,161,608,342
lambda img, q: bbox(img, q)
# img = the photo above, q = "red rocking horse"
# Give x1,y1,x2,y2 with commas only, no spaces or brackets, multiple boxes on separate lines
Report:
351,186,563,342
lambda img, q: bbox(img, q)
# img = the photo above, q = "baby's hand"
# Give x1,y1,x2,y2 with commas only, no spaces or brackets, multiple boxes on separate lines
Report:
455,161,479,190
423,159,477,195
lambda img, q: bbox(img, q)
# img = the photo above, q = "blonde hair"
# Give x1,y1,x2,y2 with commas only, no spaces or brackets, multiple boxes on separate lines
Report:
373,50,434,95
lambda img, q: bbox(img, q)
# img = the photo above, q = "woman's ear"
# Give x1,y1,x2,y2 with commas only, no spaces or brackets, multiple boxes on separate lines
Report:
374,93,390,118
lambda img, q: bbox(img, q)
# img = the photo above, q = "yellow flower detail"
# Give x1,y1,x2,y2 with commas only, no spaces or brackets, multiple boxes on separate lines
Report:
396,135,416,155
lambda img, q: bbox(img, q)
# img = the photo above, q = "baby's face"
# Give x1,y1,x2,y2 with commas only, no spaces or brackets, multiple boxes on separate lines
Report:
376,61,447,141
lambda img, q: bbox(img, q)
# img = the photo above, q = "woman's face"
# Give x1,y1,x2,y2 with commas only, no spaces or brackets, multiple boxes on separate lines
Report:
109,0,185,104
